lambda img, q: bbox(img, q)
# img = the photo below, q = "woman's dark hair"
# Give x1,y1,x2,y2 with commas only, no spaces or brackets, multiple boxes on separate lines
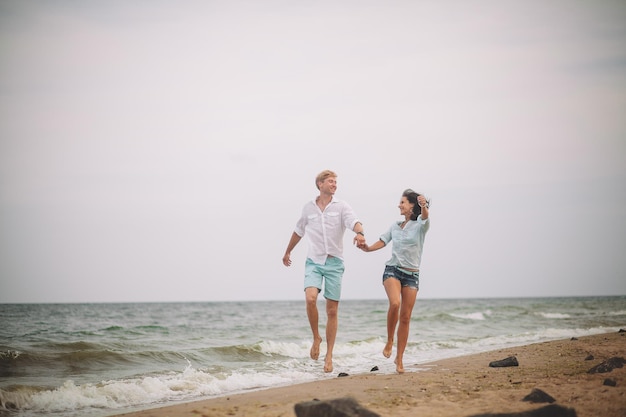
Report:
402,188,422,221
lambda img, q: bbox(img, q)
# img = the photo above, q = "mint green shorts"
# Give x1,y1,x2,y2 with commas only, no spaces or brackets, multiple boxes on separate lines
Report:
304,257,345,301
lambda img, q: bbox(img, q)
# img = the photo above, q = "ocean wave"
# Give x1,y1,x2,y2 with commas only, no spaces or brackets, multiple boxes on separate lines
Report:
0,345,199,382
536,312,571,319
449,310,492,321
100,324,170,336
210,341,300,362
103,325,125,332
254,340,309,358
0,362,318,416
46,340,102,351
415,309,497,323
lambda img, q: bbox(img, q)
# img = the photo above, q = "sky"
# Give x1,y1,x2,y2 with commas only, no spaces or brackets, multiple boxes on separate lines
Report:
1,0,625,303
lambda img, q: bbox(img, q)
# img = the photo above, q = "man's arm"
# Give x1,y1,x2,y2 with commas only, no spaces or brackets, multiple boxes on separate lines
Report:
352,222,366,247
282,232,302,267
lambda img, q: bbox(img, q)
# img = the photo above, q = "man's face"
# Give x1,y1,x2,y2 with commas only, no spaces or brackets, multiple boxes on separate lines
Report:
319,177,337,194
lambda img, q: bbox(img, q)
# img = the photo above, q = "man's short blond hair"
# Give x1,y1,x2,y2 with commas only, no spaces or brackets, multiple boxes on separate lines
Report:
315,170,337,190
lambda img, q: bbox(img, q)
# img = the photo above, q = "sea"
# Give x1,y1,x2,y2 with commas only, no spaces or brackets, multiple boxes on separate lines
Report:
1,296,625,417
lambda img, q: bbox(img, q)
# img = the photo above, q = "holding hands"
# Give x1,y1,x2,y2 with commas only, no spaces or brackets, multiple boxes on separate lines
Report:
357,237,382,253
353,233,366,249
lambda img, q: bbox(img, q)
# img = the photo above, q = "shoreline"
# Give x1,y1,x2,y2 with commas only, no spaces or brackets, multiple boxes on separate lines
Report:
114,332,625,417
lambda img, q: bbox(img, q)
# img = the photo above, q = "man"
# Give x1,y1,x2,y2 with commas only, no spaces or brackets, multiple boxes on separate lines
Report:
282,170,365,373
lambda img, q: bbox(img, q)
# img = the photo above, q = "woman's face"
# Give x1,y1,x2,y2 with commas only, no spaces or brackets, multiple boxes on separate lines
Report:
398,196,414,217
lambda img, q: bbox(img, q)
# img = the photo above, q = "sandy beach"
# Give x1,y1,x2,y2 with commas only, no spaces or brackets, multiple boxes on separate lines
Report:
115,332,625,417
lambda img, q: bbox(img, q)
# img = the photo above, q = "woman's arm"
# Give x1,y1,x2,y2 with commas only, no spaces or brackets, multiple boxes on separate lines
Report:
361,239,386,253
418,195,429,220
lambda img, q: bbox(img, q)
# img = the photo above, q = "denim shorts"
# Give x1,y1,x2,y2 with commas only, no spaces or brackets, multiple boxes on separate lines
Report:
382,265,419,290
304,257,345,301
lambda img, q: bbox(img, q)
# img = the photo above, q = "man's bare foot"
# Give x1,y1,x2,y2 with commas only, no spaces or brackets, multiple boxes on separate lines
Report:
394,357,405,374
383,340,393,358
310,337,322,360
324,355,333,373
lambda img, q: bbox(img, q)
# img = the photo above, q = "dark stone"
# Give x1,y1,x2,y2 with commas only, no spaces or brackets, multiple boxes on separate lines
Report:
570,337,578,341
618,329,625,333
370,366,379,372
295,397,381,417
603,378,617,387
522,388,556,404
338,372,349,377
587,357,626,374
467,404,577,417
584,354,594,361
489,356,519,367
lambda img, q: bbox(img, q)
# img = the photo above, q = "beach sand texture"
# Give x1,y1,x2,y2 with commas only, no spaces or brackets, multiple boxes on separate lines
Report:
115,332,625,417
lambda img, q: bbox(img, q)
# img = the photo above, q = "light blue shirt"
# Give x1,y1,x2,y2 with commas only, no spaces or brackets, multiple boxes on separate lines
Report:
379,215,430,270
294,197,360,265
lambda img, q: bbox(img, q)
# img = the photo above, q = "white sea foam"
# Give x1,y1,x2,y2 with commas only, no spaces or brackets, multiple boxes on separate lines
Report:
14,363,319,416
450,309,492,320
255,340,310,358
537,312,571,319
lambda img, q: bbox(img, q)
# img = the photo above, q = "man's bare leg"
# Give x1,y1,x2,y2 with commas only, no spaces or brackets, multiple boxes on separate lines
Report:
305,287,323,360
324,298,339,373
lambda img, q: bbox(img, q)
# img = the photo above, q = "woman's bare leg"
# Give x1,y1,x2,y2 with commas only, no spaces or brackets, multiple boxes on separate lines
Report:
383,278,402,358
395,286,418,373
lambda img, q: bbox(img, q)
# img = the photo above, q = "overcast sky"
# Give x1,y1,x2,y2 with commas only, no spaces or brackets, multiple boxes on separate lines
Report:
1,0,625,303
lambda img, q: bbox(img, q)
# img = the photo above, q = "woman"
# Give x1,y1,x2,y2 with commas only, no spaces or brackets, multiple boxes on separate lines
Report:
359,189,430,373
